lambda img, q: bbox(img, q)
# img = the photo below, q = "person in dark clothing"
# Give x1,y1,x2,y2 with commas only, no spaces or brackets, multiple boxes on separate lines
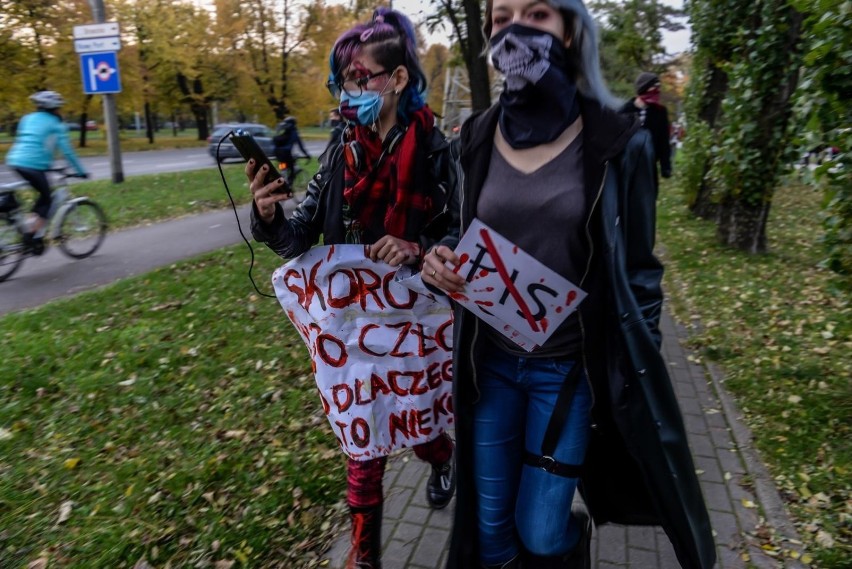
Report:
272,116,311,185
420,1,714,568
621,71,672,181
326,107,346,153
245,8,457,569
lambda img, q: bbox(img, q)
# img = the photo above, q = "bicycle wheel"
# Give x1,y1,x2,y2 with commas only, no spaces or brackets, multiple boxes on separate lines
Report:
56,199,108,259
0,215,25,282
291,160,313,202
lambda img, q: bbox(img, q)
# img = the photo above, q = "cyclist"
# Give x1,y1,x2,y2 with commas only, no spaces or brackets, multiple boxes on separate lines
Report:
5,91,88,250
272,116,311,185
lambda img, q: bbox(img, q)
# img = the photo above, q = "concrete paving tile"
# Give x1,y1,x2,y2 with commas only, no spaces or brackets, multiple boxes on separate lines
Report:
716,541,747,569
626,525,657,549
684,411,710,435
708,425,736,450
596,524,628,564
694,454,725,483
702,481,734,513
709,509,742,548
410,526,451,567
390,520,424,544
627,546,660,568
717,446,747,476
689,432,717,458
384,486,414,520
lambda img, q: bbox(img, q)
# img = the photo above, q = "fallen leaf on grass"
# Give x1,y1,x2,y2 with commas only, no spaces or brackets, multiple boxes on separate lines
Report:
28,558,49,569
815,530,835,548
63,458,80,470
57,500,74,524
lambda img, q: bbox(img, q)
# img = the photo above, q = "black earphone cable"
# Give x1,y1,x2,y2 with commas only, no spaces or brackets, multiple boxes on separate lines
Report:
215,132,278,299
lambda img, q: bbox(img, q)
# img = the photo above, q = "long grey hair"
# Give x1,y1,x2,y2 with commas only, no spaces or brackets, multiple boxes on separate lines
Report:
483,0,621,109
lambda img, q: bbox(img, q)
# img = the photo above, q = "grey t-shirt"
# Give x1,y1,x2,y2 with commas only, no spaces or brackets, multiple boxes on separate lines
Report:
476,134,587,358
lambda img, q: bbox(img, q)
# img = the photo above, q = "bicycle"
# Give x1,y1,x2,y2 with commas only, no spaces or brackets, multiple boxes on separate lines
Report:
0,168,108,282
278,155,313,203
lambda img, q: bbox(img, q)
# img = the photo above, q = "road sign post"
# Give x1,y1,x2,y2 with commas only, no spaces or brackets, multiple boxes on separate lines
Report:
75,9,123,183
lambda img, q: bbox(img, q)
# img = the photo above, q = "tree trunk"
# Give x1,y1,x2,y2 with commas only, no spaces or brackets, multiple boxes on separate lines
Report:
78,112,88,148
716,198,771,253
689,64,730,219
461,0,491,111
177,73,211,140
145,102,154,144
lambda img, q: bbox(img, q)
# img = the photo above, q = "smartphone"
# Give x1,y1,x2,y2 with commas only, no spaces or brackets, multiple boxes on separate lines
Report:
228,130,289,193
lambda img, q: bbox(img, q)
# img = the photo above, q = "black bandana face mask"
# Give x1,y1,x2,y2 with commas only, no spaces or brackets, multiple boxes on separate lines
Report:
490,24,580,149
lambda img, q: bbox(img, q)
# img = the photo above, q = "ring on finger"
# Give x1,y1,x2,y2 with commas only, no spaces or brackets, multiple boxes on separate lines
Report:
430,268,437,277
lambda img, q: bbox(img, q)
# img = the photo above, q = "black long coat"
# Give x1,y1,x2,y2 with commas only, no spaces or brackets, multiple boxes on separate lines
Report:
443,100,715,569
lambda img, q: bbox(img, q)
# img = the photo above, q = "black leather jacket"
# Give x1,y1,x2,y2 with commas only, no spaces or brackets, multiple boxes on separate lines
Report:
251,127,458,257
446,99,715,569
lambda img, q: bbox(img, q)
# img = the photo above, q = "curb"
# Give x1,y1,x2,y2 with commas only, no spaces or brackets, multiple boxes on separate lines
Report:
703,357,809,568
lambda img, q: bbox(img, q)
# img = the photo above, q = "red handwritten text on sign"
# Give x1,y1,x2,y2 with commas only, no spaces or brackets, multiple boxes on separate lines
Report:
273,245,454,460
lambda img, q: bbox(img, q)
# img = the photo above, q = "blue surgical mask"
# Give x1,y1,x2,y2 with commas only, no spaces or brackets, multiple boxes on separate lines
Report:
339,90,384,126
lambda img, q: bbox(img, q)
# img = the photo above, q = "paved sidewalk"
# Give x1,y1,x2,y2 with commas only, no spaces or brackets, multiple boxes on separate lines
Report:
324,309,806,569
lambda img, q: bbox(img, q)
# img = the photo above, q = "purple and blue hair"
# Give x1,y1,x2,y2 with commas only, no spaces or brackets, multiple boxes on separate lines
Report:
328,7,427,124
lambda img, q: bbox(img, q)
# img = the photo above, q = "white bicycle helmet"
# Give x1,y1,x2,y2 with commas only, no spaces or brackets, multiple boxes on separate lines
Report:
30,90,65,109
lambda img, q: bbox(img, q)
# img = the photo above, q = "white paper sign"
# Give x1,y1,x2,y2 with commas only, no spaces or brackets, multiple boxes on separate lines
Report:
273,245,454,460
448,218,587,351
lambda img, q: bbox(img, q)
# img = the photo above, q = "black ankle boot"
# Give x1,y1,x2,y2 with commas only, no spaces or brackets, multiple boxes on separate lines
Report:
522,508,592,569
347,504,383,569
481,554,522,569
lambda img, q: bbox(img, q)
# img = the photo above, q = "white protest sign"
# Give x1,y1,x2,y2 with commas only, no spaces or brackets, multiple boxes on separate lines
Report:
273,245,454,460
448,218,587,351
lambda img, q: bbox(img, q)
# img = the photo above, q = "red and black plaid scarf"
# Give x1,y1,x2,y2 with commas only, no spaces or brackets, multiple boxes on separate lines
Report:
343,106,435,243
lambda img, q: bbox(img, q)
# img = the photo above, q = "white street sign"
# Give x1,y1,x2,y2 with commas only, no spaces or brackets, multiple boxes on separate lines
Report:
73,22,120,40
74,37,121,54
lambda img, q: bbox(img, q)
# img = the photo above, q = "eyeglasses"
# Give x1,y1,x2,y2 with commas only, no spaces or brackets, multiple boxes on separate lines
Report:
327,69,390,99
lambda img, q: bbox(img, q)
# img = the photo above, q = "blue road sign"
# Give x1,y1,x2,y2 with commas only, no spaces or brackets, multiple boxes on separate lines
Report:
80,51,121,94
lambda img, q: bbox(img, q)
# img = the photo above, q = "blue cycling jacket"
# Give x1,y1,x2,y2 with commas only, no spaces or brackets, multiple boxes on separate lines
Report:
5,111,87,175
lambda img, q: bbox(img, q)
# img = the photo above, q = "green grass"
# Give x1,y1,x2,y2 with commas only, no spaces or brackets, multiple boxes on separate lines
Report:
0,246,347,568
10,161,319,233
657,179,851,568
71,165,254,230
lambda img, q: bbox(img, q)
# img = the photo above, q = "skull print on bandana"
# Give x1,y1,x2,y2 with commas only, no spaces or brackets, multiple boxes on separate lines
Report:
490,23,581,149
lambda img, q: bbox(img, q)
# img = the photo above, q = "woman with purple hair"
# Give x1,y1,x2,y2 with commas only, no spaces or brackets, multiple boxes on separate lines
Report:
421,0,715,567
245,7,458,568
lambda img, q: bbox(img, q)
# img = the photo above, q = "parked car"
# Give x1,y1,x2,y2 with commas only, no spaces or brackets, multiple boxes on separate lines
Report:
208,123,276,163
63,120,98,132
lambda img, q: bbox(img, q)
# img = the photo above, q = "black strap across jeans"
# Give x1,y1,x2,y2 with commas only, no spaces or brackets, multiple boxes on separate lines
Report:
523,361,584,478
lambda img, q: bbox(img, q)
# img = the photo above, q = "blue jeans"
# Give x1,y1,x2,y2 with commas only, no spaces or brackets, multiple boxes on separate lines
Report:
473,344,593,564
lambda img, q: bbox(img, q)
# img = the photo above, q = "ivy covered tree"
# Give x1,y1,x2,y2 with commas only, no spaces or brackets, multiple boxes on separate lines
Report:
679,0,753,218
708,1,804,252
791,0,852,275
680,0,804,253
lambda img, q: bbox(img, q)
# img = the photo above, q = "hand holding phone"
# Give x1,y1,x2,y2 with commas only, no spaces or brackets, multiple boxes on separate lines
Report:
229,130,290,194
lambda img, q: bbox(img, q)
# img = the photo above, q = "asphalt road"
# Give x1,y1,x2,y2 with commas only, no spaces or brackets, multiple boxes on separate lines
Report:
0,142,326,315
0,141,328,184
